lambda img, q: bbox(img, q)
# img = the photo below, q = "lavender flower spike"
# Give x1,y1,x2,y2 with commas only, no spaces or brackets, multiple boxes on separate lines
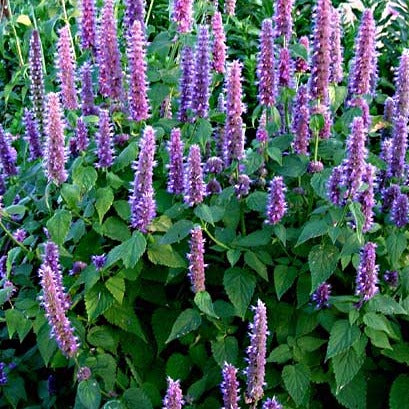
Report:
0,125,17,177
57,26,78,110
245,299,269,405
163,377,184,409
184,144,205,206
384,97,395,123
129,126,157,232
76,118,89,152
221,363,240,409
80,62,96,116
29,30,46,125
96,109,114,168
167,128,184,194
263,397,283,409
348,9,377,97
292,85,310,155
44,93,67,185
257,19,276,107
97,0,123,100
309,0,332,104
358,164,376,233
127,20,150,122
277,47,293,88
394,49,409,120
356,242,379,302
392,193,409,228
274,0,294,44
312,282,331,309
212,12,227,74
187,226,206,293
124,0,146,34
223,60,245,165
388,116,408,178
172,0,193,33
330,7,343,84
295,36,309,73
178,46,194,122
191,26,211,119
224,0,236,16
266,176,287,225
79,0,97,50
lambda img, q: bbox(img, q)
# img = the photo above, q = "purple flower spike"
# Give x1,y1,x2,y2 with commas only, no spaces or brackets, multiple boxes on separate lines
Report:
13,229,27,243
44,93,67,185
277,47,293,88
79,0,97,50
76,118,89,153
274,0,293,43
356,242,379,302
384,270,399,287
92,254,106,271
0,126,17,177
205,157,224,174
234,174,251,199
212,12,227,74
167,128,185,194
224,60,245,165
263,397,283,409
187,226,206,293
129,126,157,232
388,116,408,178
172,0,193,33
395,50,409,120
57,26,78,110
221,363,240,409
245,299,269,406
184,144,205,206
29,30,46,126
348,9,377,97
330,7,343,84
97,0,123,100
178,46,194,122
124,0,145,34
96,109,114,168
309,0,332,104
191,26,211,119
328,165,344,206
257,19,276,107
224,0,236,16
23,109,42,161
382,184,400,211
80,62,96,116
384,97,395,123
312,282,331,309
358,164,376,233
266,176,287,225
292,85,310,155
256,111,268,148
39,242,79,358
350,97,370,130
163,377,184,409
392,193,409,227
206,179,222,194
295,36,309,73
127,20,150,122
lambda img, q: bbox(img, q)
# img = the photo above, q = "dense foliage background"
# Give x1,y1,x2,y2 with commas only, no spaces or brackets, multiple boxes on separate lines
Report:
2,0,409,408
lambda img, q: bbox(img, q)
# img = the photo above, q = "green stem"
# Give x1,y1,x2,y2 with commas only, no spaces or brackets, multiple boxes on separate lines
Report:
6,0,24,68
145,0,155,26
313,129,319,162
203,226,230,250
240,202,246,236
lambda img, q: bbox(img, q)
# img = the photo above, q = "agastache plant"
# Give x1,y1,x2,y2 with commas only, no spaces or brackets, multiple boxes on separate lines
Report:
124,0,145,34
79,0,96,50
163,378,184,409
127,20,150,121
388,116,408,178
312,282,331,309
167,128,185,194
329,7,343,84
292,85,310,155
257,19,276,107
348,9,377,97
95,109,114,168
225,0,236,16
76,118,89,152
178,46,194,122
358,164,376,233
266,176,287,224
211,12,226,74
223,60,245,165
191,26,211,118
44,93,67,185
263,397,283,409
0,125,17,177
277,47,293,88
80,62,96,116
129,126,157,232
187,226,206,293
394,49,409,120
356,242,379,302
273,0,294,43
57,26,78,110
391,193,409,227
172,0,193,33
23,109,42,160
184,144,205,206
295,36,309,73
221,363,240,409
245,299,268,406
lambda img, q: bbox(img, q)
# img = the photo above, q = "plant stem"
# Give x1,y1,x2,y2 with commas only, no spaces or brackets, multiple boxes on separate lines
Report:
145,0,155,26
6,0,24,68
203,226,230,250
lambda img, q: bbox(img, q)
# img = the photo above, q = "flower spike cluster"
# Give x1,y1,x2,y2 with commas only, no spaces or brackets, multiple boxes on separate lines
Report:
163,377,184,409
178,46,194,122
394,49,409,121
95,109,114,168
292,85,310,155
356,242,379,302
274,0,294,43
388,116,407,178
0,125,17,177
167,128,184,194
172,0,193,33
330,7,343,84
80,62,96,116
184,144,205,206
212,12,227,74
266,176,287,225
79,0,96,50
221,363,240,409
23,109,42,161
187,226,206,293
263,397,283,409
124,0,146,34
312,282,331,309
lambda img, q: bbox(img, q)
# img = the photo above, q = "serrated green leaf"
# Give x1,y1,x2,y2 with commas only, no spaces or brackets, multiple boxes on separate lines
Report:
332,348,364,389
274,265,298,300
102,216,131,241
85,283,114,321
211,336,239,367
123,388,153,409
166,353,191,381
77,380,101,409
194,204,225,226
326,320,361,360
332,372,366,409
386,232,407,269
246,191,268,212
296,219,328,246
194,291,218,318
105,276,125,304
166,309,202,343
363,312,391,335
282,363,310,406
61,184,81,209
73,166,98,192
87,326,118,354
390,375,409,409
107,232,146,269
309,244,339,292
95,187,114,223
147,243,186,268
244,251,268,280
46,209,72,245
267,344,292,364
367,294,407,315
159,220,194,245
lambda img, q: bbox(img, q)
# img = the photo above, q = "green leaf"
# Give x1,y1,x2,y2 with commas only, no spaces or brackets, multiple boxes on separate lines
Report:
390,375,409,409
267,344,292,364
107,232,147,269
46,209,72,245
147,243,186,268
367,294,407,315
159,220,194,245
382,343,409,365
152,309,179,354
244,151,264,174
386,232,407,269
274,265,298,300
194,204,225,225
166,309,202,343
77,380,101,409
194,291,218,318
123,388,153,409
73,166,98,192
363,312,391,335
102,401,125,409
296,219,328,246
223,268,256,318
309,244,339,292
237,229,271,247
5,309,31,342
332,348,365,389
244,251,268,280
267,146,282,165
85,283,114,321
332,373,366,409
246,191,268,212
113,142,137,171
166,353,191,381
93,354,117,391
365,327,392,350
102,217,131,242
311,169,332,200
276,154,309,177
95,187,114,223
326,320,361,360
87,326,118,354
61,184,81,209
16,14,32,26
105,276,125,304
349,202,365,243
211,336,239,367
37,323,57,365
227,249,241,266
297,336,326,352
3,376,26,408
282,363,310,406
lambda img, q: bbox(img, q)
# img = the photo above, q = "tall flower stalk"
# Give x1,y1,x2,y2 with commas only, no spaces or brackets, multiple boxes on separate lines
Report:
178,46,194,122
187,226,206,293
79,0,97,51
23,109,42,161
163,378,184,409
356,242,379,302
0,125,17,177
167,128,184,194
172,0,193,33
95,109,114,168
221,363,240,409
184,145,205,206
211,12,226,74
329,7,343,84
273,0,293,44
